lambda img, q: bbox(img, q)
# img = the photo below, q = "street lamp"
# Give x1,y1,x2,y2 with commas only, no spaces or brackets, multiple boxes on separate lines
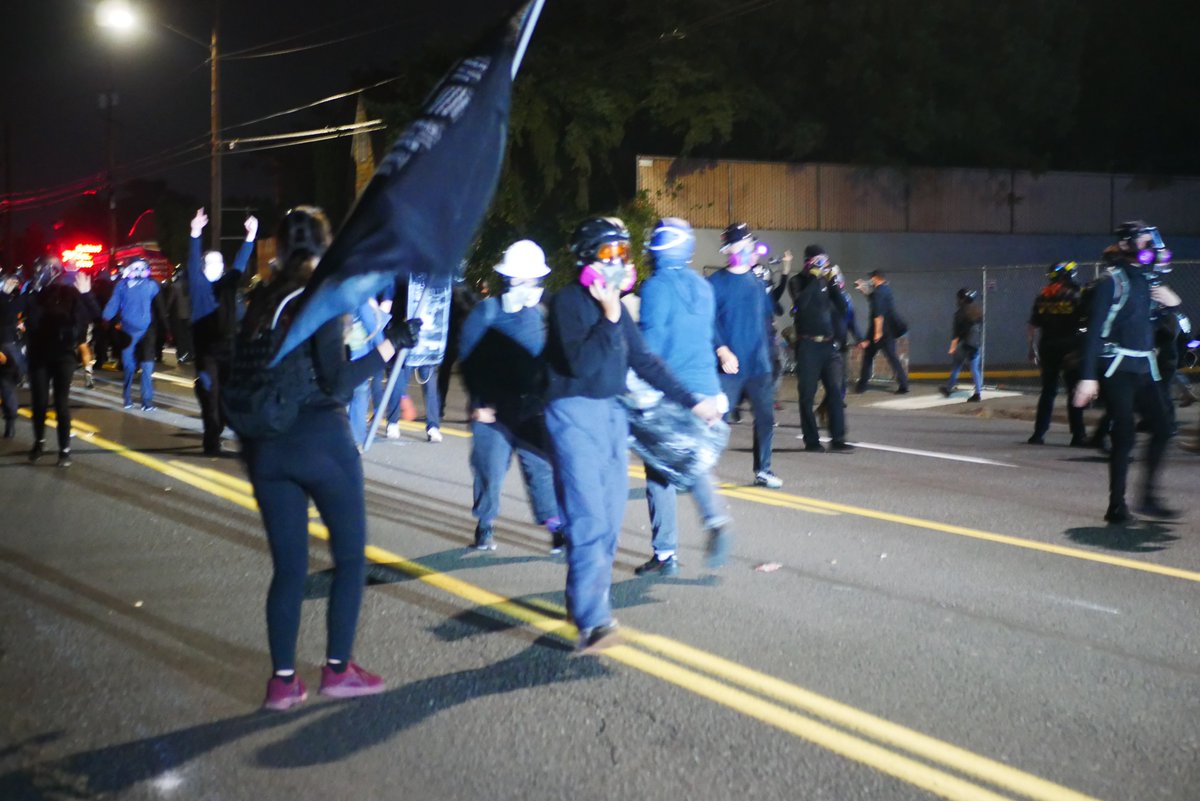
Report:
96,1,224,253
95,1,138,270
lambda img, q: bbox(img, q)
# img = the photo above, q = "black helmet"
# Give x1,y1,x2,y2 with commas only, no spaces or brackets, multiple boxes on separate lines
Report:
31,255,63,291
569,216,630,266
276,206,332,264
719,222,754,252
1113,220,1150,243
956,287,978,303
1046,261,1078,281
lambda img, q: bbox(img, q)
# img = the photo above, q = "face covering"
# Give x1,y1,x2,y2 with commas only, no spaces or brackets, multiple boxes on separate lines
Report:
203,253,224,282
501,284,544,313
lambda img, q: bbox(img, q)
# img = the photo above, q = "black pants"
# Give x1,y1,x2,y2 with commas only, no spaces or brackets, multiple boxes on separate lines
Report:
29,357,75,452
0,367,18,425
194,351,230,452
797,340,846,446
857,336,907,390
1101,369,1171,511
242,408,368,673
1034,344,1085,439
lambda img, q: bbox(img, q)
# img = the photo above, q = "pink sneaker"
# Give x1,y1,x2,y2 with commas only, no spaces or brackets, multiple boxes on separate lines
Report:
262,675,307,711
318,662,385,698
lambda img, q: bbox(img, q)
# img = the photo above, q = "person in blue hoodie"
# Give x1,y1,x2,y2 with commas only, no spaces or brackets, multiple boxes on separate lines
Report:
103,258,166,410
458,240,562,552
344,298,389,446
633,218,732,578
189,209,258,455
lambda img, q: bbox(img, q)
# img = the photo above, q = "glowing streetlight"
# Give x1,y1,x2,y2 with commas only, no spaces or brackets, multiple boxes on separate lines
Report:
96,1,139,35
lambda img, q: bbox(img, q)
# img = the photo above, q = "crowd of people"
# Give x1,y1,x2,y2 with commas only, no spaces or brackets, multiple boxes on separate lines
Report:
0,208,1190,710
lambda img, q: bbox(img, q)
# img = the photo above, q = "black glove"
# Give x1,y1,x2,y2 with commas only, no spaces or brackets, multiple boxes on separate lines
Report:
386,316,422,350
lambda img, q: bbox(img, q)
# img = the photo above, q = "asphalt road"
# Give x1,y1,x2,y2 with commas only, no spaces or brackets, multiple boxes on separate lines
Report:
2,363,1197,801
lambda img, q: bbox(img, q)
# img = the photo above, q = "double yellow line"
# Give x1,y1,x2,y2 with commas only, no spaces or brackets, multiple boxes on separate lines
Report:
20,413,1112,801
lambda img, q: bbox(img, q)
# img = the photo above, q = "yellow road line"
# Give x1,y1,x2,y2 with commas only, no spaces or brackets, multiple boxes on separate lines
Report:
732,485,1200,584
70,430,1106,801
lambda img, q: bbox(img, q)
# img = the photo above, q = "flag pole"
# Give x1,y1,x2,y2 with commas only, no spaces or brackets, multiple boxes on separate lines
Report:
512,0,546,79
363,346,409,452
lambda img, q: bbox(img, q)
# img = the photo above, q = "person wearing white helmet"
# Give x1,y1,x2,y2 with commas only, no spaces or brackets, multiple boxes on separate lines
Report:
457,239,563,552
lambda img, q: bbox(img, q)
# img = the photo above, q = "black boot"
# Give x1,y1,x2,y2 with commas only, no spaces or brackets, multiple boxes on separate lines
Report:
2,418,13,439
28,439,45,463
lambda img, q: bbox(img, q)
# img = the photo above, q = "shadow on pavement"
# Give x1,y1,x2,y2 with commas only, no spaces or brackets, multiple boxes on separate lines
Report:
1064,522,1180,552
0,639,604,798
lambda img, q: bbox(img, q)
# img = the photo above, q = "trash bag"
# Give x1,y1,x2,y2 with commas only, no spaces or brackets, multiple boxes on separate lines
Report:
622,372,729,489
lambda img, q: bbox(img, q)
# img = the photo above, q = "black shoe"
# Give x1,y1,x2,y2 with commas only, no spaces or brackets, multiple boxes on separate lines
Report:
2,419,13,439
1135,498,1181,520
938,386,951,397
966,393,981,403
57,450,72,468
549,528,566,555
804,443,826,453
635,554,679,577
28,440,45,463
1069,434,1088,448
1104,505,1132,525
894,387,910,395
575,622,622,654
830,441,855,452
705,525,731,569
853,385,867,395
469,524,496,551
1027,434,1045,445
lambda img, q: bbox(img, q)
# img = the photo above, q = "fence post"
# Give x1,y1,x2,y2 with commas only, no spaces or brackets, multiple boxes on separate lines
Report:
980,265,988,382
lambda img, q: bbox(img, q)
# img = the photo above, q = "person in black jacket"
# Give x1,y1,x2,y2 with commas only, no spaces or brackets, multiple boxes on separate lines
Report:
24,257,100,466
788,245,855,452
240,206,417,711
939,288,984,402
544,217,719,653
0,272,25,438
1073,221,1180,524
856,270,909,394
1026,261,1085,444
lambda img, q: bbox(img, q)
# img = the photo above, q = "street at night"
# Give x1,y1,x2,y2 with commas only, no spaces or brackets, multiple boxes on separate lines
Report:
2,364,1197,801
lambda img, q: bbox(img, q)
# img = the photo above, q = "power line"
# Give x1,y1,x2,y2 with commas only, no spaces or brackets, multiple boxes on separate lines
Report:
222,20,410,61
222,126,386,156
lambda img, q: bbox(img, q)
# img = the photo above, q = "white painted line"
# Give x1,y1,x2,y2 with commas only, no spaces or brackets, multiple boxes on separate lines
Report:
1040,594,1121,615
801,436,1018,467
870,390,1023,411
152,371,196,389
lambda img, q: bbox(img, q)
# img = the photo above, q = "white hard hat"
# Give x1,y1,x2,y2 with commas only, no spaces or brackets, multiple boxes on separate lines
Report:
494,239,550,279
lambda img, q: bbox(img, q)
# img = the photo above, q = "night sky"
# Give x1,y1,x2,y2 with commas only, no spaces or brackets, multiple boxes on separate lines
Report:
1,0,505,233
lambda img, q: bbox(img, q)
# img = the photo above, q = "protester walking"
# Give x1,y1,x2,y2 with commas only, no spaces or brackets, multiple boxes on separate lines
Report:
940,288,984,402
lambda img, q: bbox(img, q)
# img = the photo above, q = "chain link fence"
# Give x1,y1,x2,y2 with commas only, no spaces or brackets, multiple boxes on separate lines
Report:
876,260,1200,378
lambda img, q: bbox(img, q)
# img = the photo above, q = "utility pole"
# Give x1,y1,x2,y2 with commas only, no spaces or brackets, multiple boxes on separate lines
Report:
209,0,222,252
3,122,11,271
104,61,118,271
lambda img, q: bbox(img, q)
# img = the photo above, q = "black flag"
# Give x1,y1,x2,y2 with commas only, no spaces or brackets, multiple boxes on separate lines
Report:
273,6,527,363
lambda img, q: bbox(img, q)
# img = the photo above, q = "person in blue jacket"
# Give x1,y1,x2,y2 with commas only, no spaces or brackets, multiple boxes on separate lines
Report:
634,218,732,578
458,239,562,552
103,258,166,410
709,223,782,489
189,208,258,454
544,217,720,653
344,298,388,446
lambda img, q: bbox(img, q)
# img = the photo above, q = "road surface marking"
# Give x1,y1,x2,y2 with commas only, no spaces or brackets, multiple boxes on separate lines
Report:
869,390,1022,411
44,419,1109,801
801,438,1018,467
151,371,196,389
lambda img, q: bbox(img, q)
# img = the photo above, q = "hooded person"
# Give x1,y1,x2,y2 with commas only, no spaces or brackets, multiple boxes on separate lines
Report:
102,258,167,410
1072,221,1181,523
456,239,563,552
633,217,733,577
24,255,100,466
939,287,984,402
189,208,258,454
543,216,721,653
236,205,419,712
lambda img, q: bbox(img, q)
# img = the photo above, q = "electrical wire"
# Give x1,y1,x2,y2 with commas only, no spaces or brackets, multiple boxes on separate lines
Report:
226,120,384,148
222,21,410,61
220,74,405,134
222,126,385,156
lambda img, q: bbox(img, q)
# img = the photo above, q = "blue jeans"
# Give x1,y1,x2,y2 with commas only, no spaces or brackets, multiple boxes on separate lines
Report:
386,364,441,430
546,397,627,632
646,465,728,557
471,415,559,527
946,346,982,395
120,330,154,406
348,380,371,445
718,371,775,473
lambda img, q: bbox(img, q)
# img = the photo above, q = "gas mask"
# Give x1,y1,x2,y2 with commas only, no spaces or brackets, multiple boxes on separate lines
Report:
806,254,831,278
579,240,636,294
1133,227,1173,273
501,282,544,313
203,251,225,282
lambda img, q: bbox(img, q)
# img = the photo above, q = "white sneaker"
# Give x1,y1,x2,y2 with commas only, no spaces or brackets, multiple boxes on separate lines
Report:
386,423,400,440
754,470,783,489
426,427,443,443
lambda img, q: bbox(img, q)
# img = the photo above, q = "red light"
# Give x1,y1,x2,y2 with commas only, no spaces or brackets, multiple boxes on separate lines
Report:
62,243,104,270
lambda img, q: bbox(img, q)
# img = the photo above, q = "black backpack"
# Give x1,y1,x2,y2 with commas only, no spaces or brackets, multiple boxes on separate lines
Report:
221,287,320,440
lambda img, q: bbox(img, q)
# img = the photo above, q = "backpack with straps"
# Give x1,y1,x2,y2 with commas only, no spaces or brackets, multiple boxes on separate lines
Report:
221,287,320,440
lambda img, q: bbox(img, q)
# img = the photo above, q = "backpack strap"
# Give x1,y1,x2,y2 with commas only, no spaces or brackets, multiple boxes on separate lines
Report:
270,288,305,331
1099,266,1129,340
1098,266,1159,380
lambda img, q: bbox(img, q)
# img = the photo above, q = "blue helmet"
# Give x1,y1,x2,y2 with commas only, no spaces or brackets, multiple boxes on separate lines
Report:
647,217,695,268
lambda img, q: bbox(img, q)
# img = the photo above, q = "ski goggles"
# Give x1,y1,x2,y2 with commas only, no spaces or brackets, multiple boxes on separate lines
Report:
595,240,632,264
